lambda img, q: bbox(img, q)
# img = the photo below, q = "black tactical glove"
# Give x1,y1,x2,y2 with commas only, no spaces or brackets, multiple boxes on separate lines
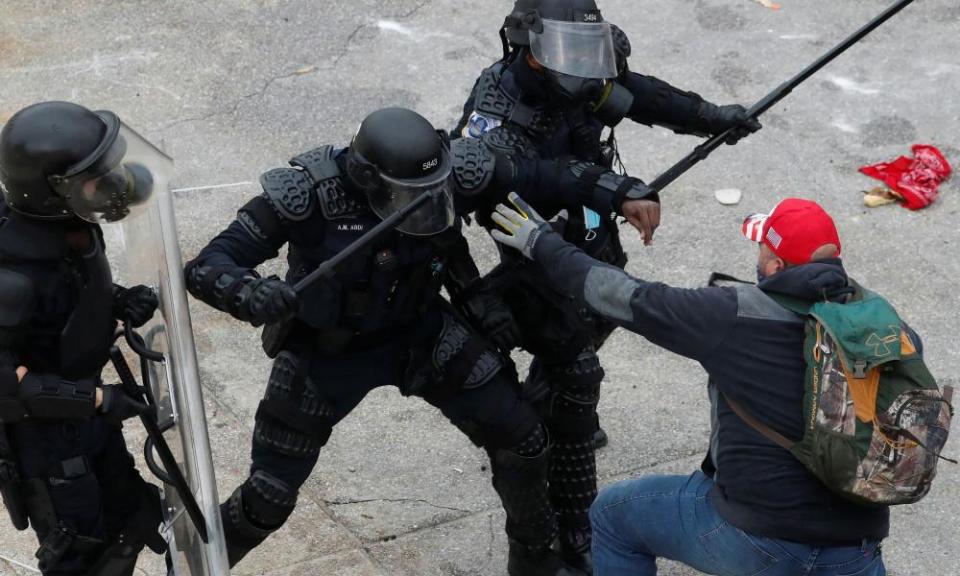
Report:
99,386,152,424
462,289,521,351
239,276,300,328
698,103,762,145
113,284,159,328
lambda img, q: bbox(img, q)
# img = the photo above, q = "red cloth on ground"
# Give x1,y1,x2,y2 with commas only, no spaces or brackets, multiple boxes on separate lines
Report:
859,145,952,210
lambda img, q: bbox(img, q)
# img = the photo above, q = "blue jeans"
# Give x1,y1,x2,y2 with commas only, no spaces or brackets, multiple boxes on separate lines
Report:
590,471,885,576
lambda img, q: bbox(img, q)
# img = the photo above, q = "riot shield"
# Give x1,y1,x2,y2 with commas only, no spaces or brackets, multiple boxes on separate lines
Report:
101,125,229,575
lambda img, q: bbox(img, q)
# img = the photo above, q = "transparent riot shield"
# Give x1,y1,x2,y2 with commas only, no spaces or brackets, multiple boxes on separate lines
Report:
102,125,229,575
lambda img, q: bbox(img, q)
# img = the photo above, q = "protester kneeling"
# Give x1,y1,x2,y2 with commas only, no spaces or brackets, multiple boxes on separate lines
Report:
489,194,953,576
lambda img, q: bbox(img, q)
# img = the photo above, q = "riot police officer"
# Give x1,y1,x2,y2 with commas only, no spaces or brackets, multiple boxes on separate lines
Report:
453,0,762,572
0,101,169,575
186,107,646,576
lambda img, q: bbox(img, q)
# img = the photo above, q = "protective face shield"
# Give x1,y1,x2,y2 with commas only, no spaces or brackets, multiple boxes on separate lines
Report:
47,118,160,223
530,19,619,103
102,139,229,575
366,156,456,237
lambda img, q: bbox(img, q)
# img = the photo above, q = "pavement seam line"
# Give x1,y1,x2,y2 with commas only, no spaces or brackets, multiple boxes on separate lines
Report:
325,497,472,515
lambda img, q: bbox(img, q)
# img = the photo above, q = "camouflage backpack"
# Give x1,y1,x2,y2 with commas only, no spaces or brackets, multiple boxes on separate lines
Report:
726,281,955,506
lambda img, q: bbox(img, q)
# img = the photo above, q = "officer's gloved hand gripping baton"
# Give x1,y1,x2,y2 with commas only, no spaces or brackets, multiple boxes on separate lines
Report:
109,322,210,544
648,0,917,195
292,189,439,294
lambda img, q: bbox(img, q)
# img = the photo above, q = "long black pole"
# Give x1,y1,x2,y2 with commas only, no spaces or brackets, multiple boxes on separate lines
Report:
293,189,437,293
109,346,211,544
648,0,917,194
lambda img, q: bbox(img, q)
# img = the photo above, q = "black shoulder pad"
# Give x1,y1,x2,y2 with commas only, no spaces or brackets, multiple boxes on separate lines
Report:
0,269,35,328
451,138,497,195
260,167,315,222
288,146,366,220
317,178,366,221
474,68,515,121
289,146,340,185
480,124,537,158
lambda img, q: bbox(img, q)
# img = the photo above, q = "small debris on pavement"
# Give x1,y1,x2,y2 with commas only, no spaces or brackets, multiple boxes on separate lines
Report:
860,144,953,210
752,0,782,10
862,186,901,208
714,188,743,205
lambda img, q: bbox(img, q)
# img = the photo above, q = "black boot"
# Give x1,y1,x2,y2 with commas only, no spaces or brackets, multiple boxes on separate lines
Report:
489,437,585,576
220,471,297,567
559,526,593,575
508,538,587,576
220,491,273,567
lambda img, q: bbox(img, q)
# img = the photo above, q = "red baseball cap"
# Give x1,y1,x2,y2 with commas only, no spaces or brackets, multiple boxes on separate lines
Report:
741,198,841,264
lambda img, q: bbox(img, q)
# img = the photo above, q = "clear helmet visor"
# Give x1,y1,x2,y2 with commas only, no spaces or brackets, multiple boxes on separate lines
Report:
48,123,168,223
530,20,618,79
369,166,455,237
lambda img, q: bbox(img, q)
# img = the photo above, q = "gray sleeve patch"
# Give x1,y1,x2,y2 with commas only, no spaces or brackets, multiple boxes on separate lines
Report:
735,284,804,323
584,266,639,324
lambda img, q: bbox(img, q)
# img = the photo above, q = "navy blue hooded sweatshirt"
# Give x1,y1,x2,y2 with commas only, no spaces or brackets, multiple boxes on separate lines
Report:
532,230,891,544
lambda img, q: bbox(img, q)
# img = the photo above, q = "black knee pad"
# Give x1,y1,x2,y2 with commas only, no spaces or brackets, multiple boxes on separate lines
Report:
220,470,298,567
254,352,336,458
443,370,542,451
545,350,603,431
548,350,604,391
508,423,548,458
241,470,298,529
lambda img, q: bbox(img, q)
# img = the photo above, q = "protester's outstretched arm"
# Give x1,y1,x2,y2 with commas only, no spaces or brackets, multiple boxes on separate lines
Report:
490,193,736,361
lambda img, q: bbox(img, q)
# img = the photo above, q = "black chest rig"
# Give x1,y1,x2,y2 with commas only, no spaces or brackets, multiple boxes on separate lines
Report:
474,66,614,167
474,66,561,147
473,68,626,268
260,147,445,342
0,210,115,378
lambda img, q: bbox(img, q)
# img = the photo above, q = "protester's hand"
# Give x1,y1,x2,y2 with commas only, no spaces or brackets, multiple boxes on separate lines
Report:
490,193,552,260
114,284,159,328
244,276,300,328
621,199,661,246
98,386,152,424
710,104,762,145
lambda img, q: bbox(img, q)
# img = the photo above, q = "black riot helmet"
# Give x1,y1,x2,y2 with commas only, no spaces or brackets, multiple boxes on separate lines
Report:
502,0,620,106
0,101,155,223
345,108,455,237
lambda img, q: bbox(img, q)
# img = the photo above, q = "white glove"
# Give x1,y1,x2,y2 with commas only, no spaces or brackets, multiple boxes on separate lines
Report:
489,192,552,260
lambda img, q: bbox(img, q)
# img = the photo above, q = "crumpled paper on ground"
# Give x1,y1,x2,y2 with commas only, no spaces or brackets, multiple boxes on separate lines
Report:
859,144,952,210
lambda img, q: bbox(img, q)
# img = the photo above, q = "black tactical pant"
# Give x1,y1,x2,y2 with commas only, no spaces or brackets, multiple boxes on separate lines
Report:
255,306,537,481
221,306,551,566
8,418,158,576
487,257,614,545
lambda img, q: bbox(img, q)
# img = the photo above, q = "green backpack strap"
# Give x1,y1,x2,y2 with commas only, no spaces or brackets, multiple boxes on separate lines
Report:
765,292,813,316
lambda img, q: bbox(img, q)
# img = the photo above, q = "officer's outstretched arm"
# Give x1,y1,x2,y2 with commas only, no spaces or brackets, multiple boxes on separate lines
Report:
450,134,657,218
0,270,98,422
184,191,298,327
620,72,761,145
